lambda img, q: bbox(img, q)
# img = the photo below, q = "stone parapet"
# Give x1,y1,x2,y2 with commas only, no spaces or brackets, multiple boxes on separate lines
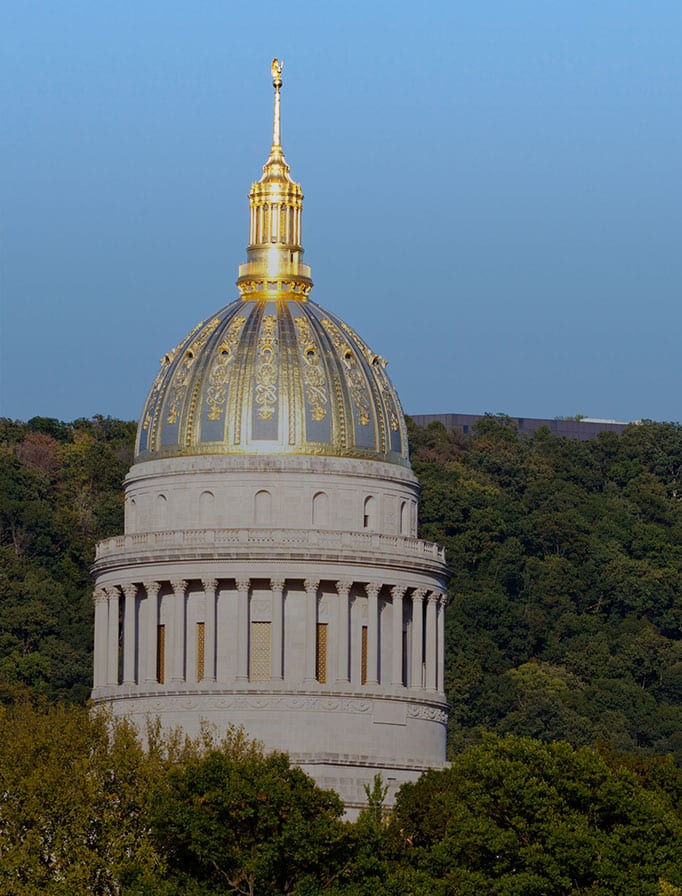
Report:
93,526,447,573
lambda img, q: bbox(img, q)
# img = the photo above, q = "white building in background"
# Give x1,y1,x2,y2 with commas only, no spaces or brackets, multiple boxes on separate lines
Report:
91,61,449,813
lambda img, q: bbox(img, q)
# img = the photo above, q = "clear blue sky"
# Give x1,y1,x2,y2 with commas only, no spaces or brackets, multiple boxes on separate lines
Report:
2,1,681,425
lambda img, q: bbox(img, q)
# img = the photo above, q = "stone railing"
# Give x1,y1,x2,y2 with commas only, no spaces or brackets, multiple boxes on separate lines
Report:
95,527,446,564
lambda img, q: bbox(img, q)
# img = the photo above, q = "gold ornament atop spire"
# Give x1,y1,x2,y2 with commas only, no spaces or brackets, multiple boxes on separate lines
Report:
271,58,283,146
237,59,312,302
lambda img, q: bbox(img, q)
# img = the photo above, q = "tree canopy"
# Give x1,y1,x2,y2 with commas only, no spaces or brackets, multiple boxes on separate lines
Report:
2,700,680,895
407,416,682,762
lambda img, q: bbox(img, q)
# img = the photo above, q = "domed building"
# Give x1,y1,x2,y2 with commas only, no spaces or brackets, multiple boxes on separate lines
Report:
92,61,449,812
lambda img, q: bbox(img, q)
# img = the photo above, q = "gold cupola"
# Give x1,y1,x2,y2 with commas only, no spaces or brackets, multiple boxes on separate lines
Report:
135,61,410,466
237,59,312,302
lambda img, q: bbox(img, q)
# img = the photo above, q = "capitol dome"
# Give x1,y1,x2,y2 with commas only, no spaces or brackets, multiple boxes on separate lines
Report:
136,60,408,468
136,297,409,466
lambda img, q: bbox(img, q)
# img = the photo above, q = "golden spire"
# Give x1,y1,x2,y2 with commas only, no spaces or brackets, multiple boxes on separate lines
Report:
237,59,312,301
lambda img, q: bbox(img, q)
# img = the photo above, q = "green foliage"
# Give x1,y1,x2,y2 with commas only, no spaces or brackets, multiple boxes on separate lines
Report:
1,694,681,893
407,417,682,761
0,417,136,702
149,745,347,895
0,695,166,895
388,735,682,895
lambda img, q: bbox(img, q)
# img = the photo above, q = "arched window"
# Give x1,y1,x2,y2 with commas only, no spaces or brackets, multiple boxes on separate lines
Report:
400,500,409,535
199,490,214,526
155,494,167,530
312,491,329,527
254,490,272,525
363,496,377,530
127,497,136,531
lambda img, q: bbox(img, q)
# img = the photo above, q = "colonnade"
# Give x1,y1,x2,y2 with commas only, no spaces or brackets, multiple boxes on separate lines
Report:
92,578,446,695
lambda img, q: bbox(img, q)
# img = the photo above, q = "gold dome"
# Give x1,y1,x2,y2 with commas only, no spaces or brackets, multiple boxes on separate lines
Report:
135,61,409,467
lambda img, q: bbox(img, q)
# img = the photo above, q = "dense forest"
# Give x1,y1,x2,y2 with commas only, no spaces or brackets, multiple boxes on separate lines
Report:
1,414,682,893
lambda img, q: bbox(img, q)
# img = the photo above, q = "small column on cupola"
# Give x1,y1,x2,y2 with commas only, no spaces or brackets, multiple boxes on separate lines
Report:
237,59,313,301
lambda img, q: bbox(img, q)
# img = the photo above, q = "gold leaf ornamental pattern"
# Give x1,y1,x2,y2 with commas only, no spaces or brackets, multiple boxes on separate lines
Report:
204,316,247,421
340,321,399,432
142,323,203,431
255,315,278,420
166,318,222,424
293,316,328,421
321,318,370,426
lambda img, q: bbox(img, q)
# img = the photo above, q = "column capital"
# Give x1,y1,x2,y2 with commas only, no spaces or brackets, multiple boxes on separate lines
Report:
270,578,286,592
427,591,440,606
105,585,120,600
202,578,219,592
93,587,108,605
144,580,161,598
122,583,138,599
335,580,353,596
170,579,187,595
236,578,251,593
365,582,381,599
412,587,427,603
391,585,407,600
303,579,319,595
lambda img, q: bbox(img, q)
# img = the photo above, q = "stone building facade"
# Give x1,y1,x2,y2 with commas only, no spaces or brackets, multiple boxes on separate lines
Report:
91,61,449,812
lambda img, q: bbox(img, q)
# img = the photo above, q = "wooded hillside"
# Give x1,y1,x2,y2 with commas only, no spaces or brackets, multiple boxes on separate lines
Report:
0,414,680,765
407,415,682,762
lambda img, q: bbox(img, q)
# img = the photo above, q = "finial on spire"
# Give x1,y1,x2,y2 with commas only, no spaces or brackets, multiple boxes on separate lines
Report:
271,58,283,147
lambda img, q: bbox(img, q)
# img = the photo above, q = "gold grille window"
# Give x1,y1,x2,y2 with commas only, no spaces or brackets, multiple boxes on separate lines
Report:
197,622,205,682
250,621,271,682
361,625,368,685
316,623,328,684
157,624,165,684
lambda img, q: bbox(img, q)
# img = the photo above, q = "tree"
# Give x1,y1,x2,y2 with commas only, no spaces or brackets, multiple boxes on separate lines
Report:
149,738,347,895
389,735,682,896
0,695,166,895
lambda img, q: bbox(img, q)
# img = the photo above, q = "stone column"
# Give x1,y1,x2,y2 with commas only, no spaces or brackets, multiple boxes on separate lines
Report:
410,589,425,689
391,585,406,686
437,593,446,694
106,586,120,686
122,584,137,686
93,588,108,688
303,579,319,683
236,579,250,681
143,581,160,684
202,578,218,683
365,583,380,686
335,580,352,684
270,578,285,681
425,592,438,691
170,579,187,683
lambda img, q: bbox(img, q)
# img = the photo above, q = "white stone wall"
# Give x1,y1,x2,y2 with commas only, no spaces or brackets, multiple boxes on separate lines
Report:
123,455,419,537
93,452,449,811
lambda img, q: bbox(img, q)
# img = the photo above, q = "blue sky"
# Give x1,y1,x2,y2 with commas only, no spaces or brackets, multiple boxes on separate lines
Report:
1,1,681,424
